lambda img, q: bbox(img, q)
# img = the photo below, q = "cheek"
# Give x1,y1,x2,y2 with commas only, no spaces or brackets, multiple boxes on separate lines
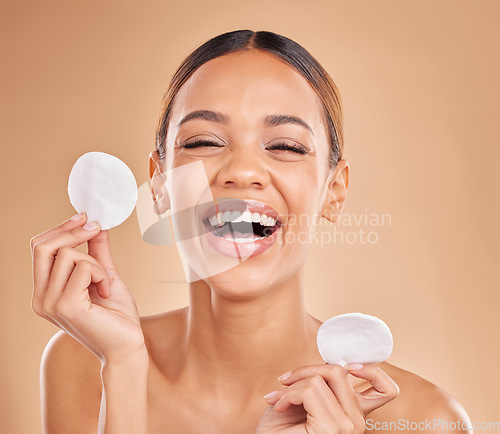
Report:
280,164,325,211
276,171,324,242
165,160,213,214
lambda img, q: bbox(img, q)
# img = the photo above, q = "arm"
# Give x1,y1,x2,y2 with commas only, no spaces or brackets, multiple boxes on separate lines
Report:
366,365,472,434
98,348,149,434
32,214,150,433
409,385,472,434
41,331,103,433
41,331,150,434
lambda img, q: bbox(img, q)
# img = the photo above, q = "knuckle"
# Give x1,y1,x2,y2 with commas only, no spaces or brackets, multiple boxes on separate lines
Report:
309,374,324,387
303,386,316,399
42,300,55,317
340,420,355,433
32,240,48,256
56,246,74,259
69,226,84,237
329,364,346,375
354,416,366,433
76,260,92,272
54,299,71,317
31,301,44,316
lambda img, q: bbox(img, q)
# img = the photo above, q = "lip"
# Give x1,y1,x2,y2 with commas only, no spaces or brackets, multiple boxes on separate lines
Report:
199,198,283,259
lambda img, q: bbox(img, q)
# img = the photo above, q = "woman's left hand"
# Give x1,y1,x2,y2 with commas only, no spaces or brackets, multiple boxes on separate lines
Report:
254,363,399,433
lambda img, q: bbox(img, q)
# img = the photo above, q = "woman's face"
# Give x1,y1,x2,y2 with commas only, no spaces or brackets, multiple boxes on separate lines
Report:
159,49,348,295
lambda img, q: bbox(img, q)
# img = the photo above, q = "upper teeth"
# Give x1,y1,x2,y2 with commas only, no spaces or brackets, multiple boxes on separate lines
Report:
208,210,277,227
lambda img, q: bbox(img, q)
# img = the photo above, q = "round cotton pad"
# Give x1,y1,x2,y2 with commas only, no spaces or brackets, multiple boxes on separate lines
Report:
68,152,138,230
317,313,393,367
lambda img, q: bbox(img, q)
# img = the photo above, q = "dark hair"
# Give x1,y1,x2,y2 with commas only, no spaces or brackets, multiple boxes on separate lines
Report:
156,29,344,168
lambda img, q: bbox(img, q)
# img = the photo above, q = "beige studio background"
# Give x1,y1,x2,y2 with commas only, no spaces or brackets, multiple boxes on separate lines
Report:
1,0,499,432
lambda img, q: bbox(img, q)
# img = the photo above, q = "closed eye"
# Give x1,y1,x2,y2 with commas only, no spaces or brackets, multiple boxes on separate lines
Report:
266,142,309,155
180,139,309,155
180,139,223,149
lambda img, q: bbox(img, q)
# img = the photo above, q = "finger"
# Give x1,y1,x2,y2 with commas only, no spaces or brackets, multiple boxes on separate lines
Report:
322,365,366,432
31,218,101,316
53,260,109,321
277,364,370,430
44,247,112,314
87,230,117,271
277,364,343,385
268,376,346,422
279,364,358,407
346,364,400,415
274,377,352,431
38,248,112,328
30,212,87,255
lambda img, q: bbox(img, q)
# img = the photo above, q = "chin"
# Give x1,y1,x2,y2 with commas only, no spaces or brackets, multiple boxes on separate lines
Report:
202,259,275,299
201,253,304,300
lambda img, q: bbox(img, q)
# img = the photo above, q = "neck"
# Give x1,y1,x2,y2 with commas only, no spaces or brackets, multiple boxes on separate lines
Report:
180,270,323,405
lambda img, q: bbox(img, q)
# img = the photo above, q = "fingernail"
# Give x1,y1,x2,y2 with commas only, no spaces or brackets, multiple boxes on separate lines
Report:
83,221,99,231
264,391,278,401
277,371,292,382
70,212,85,221
347,363,364,371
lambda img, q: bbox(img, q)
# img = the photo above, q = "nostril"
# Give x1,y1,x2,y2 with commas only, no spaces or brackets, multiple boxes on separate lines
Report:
223,180,263,188
216,157,270,189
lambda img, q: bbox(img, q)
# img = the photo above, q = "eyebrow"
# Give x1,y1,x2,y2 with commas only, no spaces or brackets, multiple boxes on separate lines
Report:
265,114,314,136
177,110,229,127
177,110,314,136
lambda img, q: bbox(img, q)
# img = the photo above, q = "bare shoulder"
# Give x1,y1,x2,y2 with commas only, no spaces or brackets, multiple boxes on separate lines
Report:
366,362,472,433
41,330,102,432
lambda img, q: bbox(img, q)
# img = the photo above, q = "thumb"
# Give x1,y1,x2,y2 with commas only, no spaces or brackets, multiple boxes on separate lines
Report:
87,229,117,271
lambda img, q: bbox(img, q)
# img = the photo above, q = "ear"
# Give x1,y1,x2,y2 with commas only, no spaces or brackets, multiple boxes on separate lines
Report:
148,151,170,214
320,159,349,223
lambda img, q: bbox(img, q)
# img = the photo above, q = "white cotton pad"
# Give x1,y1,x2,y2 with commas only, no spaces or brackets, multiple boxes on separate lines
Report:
67,152,138,230
316,313,393,367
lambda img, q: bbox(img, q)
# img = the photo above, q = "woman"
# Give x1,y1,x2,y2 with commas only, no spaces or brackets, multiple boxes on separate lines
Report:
31,30,471,433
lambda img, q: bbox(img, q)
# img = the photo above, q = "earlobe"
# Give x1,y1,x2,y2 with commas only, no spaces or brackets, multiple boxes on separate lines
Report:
320,159,349,223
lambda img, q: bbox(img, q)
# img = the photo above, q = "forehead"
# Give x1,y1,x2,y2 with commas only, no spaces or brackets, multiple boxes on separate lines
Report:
170,50,325,128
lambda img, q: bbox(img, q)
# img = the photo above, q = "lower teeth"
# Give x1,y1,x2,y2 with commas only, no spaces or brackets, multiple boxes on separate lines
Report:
220,233,265,242
205,219,277,241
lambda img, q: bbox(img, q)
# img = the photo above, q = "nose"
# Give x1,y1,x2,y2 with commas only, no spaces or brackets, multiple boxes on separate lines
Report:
215,145,270,190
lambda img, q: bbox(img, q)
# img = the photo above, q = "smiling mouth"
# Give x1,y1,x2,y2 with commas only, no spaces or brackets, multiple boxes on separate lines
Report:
201,200,282,243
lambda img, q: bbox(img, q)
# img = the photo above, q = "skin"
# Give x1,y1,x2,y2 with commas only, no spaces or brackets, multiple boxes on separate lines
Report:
32,49,472,433
152,49,351,405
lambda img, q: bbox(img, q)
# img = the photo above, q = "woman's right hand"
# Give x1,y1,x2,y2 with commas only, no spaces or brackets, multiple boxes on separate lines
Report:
256,363,399,433
30,212,147,365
